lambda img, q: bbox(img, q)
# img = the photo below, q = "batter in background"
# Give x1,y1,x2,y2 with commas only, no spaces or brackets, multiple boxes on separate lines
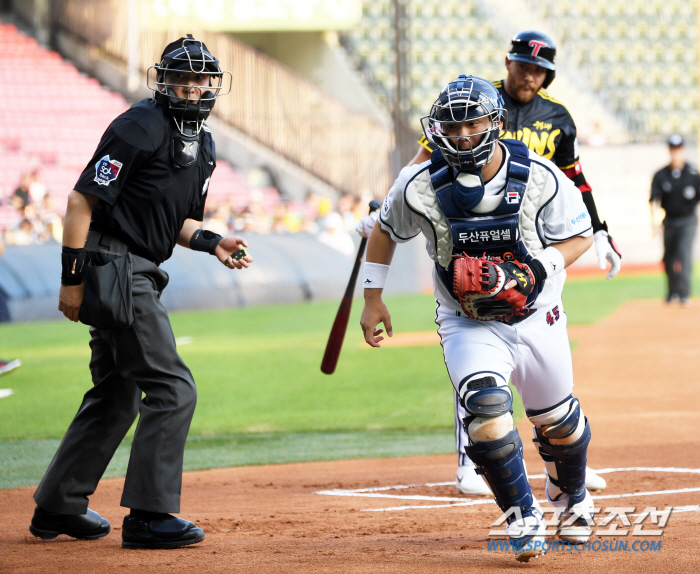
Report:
360,75,596,562
29,35,252,550
650,134,700,306
357,30,613,496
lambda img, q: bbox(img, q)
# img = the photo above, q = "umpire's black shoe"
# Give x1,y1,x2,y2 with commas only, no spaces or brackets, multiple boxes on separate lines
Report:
29,506,111,540
122,514,205,549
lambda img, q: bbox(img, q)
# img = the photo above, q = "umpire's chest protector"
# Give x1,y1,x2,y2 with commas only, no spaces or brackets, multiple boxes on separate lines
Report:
403,140,557,295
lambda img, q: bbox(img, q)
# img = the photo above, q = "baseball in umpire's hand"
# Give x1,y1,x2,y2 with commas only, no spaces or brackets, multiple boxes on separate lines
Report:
215,236,253,269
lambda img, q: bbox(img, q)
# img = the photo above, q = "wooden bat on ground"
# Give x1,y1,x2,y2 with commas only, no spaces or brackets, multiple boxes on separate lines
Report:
320,199,381,375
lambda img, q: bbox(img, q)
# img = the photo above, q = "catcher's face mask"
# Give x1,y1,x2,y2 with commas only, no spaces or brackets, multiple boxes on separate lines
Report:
421,75,507,173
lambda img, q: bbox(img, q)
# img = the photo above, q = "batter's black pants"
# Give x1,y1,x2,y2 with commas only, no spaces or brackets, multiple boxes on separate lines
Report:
34,252,197,515
663,215,698,300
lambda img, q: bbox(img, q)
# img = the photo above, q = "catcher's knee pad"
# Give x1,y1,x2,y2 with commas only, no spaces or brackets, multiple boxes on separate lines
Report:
465,429,533,514
528,397,591,498
459,375,513,443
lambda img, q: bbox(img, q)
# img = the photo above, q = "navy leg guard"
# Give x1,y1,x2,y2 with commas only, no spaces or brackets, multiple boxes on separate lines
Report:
534,418,591,503
465,429,533,515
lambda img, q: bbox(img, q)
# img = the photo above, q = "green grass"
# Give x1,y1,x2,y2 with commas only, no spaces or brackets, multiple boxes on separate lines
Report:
0,270,682,488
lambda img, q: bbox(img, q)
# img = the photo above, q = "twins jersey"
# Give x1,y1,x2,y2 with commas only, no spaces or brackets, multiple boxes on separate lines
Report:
379,142,592,317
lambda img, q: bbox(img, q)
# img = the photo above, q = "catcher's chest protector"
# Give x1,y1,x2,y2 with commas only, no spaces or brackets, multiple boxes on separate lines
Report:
430,140,545,306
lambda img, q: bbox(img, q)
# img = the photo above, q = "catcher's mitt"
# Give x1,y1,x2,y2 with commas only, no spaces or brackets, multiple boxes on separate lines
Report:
453,252,536,321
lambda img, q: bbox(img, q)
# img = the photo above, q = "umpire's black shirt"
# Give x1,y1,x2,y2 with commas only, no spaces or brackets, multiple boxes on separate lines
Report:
650,163,700,220
75,98,215,265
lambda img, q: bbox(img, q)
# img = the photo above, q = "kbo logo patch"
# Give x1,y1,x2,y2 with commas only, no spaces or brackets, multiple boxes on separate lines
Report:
94,155,123,186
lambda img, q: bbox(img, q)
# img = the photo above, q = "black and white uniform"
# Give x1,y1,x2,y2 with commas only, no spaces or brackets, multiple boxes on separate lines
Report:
650,162,700,302
34,98,215,515
379,140,591,452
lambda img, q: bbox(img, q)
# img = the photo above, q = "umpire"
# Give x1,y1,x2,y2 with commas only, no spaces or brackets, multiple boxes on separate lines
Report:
650,134,700,306
30,35,252,549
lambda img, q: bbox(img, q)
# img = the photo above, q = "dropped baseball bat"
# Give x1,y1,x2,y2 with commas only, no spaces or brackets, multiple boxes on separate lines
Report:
321,199,382,375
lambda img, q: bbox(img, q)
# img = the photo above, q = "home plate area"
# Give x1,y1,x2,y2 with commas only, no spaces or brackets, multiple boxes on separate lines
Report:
316,467,700,517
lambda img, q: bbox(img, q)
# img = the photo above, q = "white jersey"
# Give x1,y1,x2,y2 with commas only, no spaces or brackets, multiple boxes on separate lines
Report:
378,143,592,314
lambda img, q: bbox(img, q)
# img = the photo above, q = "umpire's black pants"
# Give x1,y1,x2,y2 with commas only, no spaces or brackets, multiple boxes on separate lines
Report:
663,214,698,300
34,254,197,515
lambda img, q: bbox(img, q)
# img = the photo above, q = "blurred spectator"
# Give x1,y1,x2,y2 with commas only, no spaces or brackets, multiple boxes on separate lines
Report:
317,211,355,258
29,169,47,203
10,219,40,245
13,173,31,207
338,193,359,231
37,193,63,243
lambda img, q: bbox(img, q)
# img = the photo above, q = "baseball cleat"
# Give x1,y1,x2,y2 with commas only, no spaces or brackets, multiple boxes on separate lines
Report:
455,465,492,496
547,482,595,543
0,358,21,377
505,499,547,563
584,467,607,491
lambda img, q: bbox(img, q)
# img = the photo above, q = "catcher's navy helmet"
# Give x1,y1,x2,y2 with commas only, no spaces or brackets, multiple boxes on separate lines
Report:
507,30,556,88
149,35,231,134
421,75,507,173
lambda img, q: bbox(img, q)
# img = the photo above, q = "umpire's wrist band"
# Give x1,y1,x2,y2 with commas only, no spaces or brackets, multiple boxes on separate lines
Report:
190,229,223,255
363,262,390,289
61,246,87,286
533,246,566,280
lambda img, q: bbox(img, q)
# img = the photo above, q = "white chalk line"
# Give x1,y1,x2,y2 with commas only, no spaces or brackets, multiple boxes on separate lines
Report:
314,468,700,512
0,389,14,399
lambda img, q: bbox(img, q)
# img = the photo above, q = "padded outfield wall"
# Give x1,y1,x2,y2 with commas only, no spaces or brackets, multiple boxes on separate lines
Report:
0,234,434,322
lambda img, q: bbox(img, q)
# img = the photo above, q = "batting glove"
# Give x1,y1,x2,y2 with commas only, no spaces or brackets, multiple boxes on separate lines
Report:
593,227,622,279
355,211,378,239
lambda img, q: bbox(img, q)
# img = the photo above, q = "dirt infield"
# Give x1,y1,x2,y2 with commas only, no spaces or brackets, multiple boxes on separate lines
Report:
2,299,700,573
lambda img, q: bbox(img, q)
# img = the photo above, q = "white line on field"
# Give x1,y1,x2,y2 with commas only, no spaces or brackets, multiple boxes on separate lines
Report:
0,389,13,399
175,336,193,346
314,468,700,512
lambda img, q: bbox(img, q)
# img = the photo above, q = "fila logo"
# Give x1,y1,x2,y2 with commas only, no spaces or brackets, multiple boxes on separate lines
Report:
529,40,547,57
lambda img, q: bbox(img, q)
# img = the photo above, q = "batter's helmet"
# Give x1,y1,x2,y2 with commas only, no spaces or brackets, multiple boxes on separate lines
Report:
421,75,507,173
507,30,556,89
149,34,231,134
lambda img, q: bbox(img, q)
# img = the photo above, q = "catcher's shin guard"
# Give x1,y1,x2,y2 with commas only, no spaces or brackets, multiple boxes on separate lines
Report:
465,430,534,514
529,397,591,503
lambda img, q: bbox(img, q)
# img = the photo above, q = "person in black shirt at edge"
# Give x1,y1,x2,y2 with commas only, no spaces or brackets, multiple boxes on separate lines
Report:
355,30,615,497
29,35,252,549
650,134,700,306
